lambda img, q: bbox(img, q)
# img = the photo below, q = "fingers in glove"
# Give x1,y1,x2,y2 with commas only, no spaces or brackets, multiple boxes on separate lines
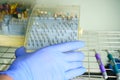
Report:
64,62,83,72
65,67,86,80
63,52,85,62
39,41,85,53
15,46,27,58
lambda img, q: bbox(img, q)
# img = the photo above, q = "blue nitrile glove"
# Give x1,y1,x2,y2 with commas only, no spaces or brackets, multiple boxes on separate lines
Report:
0,41,86,80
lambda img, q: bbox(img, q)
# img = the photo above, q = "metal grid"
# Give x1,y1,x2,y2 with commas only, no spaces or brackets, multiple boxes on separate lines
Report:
0,30,120,80
0,47,15,71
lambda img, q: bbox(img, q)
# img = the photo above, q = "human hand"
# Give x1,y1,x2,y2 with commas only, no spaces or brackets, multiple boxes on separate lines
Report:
0,41,86,80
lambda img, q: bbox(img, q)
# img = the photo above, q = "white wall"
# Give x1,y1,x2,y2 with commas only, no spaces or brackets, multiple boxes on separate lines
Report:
35,0,120,31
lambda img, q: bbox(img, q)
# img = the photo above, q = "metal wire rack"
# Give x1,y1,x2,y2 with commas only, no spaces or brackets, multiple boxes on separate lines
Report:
0,30,120,80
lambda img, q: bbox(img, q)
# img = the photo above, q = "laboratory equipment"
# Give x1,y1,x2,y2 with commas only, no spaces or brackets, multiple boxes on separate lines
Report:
106,50,120,80
1,22,9,34
0,21,2,30
1,15,11,34
94,50,108,80
24,5,81,50
0,4,120,80
0,2,31,35
8,18,28,35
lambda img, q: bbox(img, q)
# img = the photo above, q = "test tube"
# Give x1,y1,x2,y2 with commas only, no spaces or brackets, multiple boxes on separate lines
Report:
94,50,108,80
106,50,120,80
2,23,9,34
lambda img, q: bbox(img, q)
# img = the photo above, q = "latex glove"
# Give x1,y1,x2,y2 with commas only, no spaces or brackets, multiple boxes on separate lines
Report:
0,41,86,80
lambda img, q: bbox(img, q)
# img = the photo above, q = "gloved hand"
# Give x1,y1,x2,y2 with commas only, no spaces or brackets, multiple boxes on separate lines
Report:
0,41,86,80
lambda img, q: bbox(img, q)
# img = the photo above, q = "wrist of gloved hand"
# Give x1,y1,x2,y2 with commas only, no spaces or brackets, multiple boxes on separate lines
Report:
0,62,32,80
